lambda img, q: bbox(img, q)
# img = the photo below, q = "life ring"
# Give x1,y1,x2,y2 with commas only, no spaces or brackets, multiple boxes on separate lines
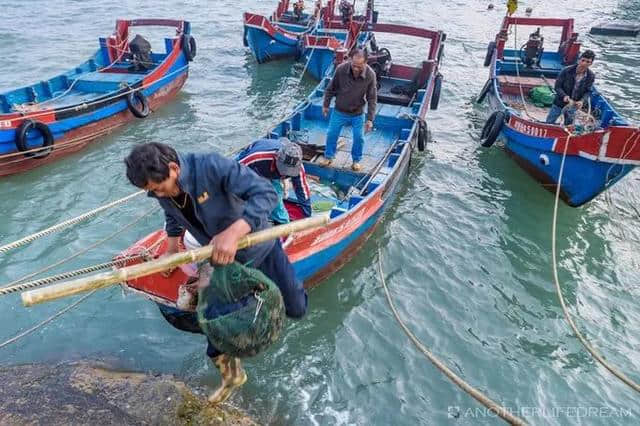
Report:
126,90,150,118
430,73,442,110
417,119,428,152
483,41,496,67
480,111,505,147
181,34,197,62
16,120,54,159
476,78,493,104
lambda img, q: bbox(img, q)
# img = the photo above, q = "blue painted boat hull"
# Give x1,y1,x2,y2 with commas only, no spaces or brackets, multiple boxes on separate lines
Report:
244,25,301,63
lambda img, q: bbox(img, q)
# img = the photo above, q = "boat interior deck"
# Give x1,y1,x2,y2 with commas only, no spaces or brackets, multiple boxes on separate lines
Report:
1,50,165,114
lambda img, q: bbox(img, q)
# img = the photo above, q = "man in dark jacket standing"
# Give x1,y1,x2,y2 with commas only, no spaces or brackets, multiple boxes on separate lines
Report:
322,48,377,172
546,50,596,125
124,142,308,404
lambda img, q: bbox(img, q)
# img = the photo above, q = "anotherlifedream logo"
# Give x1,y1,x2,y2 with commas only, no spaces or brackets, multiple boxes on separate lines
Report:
447,405,633,419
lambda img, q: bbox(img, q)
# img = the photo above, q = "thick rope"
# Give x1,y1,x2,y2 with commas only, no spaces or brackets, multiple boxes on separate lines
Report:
0,191,145,254
0,289,98,350
377,248,527,425
0,206,160,292
0,255,144,296
551,132,640,393
0,232,165,296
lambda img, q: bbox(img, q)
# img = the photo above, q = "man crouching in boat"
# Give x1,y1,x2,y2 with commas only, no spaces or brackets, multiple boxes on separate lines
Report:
124,142,308,404
546,50,596,126
237,137,311,225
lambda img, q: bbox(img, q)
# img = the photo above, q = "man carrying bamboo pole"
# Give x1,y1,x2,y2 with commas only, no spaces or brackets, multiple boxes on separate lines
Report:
124,142,308,404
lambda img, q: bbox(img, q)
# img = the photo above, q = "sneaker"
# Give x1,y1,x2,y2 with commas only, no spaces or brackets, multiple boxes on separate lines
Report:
319,156,334,167
208,355,248,405
351,162,362,172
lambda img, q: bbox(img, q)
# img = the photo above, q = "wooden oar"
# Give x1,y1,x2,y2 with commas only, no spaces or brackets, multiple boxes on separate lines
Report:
22,214,330,307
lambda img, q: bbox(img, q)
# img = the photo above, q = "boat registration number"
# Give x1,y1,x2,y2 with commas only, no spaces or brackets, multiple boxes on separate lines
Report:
512,121,548,138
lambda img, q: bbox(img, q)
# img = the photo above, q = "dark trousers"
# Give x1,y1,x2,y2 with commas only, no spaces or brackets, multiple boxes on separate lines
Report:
157,240,307,358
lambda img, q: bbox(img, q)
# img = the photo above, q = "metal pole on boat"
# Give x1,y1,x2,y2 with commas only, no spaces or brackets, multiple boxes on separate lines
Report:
21,214,330,307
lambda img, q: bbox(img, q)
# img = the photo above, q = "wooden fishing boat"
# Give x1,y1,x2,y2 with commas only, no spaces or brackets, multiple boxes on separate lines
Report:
243,0,376,64
0,19,195,177
477,16,640,206
119,22,445,307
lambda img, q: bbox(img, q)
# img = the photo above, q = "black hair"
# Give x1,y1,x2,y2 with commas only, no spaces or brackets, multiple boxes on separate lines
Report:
124,142,179,188
580,50,596,61
350,47,368,60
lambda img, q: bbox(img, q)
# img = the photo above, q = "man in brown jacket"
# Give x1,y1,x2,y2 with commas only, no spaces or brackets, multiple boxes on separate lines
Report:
321,48,377,171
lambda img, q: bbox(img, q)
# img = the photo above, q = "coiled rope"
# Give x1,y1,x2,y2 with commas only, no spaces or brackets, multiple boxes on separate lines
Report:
0,191,145,254
0,206,160,294
551,133,640,394
377,248,527,425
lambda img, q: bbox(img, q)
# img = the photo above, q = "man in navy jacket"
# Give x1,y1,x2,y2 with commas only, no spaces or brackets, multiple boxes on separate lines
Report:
546,50,596,126
124,142,308,404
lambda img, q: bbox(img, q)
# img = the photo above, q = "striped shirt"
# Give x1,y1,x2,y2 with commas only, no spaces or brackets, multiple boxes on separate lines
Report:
237,139,312,217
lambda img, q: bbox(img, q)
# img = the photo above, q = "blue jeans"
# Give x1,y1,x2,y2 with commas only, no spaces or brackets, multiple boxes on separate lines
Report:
270,179,290,224
546,104,576,125
325,109,365,162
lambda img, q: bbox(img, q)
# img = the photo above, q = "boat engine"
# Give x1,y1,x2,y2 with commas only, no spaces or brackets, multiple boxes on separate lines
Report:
339,0,354,25
129,34,153,71
522,28,544,68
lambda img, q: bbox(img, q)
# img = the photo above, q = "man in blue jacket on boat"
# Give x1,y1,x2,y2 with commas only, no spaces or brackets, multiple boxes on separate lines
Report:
124,142,308,404
546,50,596,126
237,137,312,225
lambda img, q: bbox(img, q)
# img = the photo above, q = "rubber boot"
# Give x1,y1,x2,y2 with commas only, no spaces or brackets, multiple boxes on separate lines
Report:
208,354,248,405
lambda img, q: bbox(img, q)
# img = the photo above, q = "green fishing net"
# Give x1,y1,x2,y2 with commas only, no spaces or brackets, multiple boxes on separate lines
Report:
529,85,555,107
196,262,285,358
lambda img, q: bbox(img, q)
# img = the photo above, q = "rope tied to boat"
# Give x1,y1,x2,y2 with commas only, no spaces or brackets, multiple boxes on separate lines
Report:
0,253,153,297
0,191,145,254
377,248,527,425
0,206,160,295
551,129,640,394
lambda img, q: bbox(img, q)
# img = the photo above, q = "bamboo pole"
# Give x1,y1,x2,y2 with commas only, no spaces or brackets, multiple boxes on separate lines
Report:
22,214,330,307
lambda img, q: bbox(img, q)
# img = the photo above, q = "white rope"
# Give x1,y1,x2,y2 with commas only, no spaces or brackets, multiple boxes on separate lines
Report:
0,289,98,350
0,190,145,254
551,132,640,394
377,248,527,425
0,206,160,290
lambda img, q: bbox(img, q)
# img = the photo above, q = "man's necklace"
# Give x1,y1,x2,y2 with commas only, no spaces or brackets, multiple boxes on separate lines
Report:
170,192,189,209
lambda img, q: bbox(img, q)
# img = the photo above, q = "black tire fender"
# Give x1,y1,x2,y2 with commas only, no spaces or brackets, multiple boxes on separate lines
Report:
480,111,506,147
126,90,150,118
483,41,496,67
430,73,442,110
417,119,428,152
182,34,197,62
476,78,493,104
16,120,54,158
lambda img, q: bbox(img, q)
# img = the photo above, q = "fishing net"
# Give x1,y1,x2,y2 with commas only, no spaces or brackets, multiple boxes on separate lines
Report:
529,85,555,107
196,262,285,358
